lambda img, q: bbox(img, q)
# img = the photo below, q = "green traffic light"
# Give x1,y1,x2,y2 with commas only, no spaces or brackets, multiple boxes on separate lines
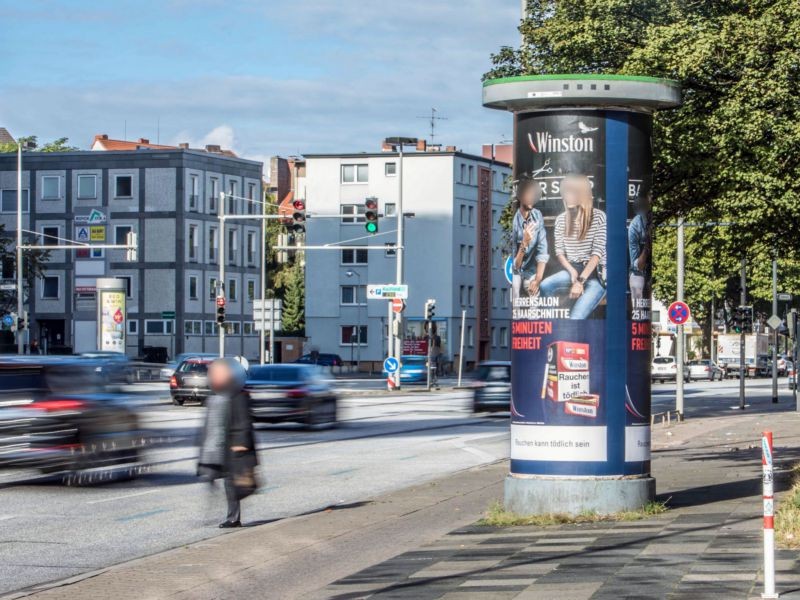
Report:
365,222,378,233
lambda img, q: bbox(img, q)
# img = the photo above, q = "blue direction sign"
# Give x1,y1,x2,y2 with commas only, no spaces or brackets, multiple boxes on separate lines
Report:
668,301,691,326
2,315,13,327
383,356,399,374
504,256,514,285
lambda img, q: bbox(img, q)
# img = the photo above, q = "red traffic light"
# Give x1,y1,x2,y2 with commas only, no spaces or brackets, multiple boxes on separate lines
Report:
365,198,377,211
293,199,305,211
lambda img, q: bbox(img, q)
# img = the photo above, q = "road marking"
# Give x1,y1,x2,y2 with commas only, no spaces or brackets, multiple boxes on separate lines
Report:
0,515,15,521
116,508,169,522
451,439,497,462
86,489,163,505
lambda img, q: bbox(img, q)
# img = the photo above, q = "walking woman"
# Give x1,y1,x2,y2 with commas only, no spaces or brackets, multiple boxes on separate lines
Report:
512,176,549,299
539,174,607,319
198,357,257,528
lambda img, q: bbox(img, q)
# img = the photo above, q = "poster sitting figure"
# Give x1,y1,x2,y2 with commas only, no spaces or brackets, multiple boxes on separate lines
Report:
628,183,652,310
539,174,607,319
511,177,549,300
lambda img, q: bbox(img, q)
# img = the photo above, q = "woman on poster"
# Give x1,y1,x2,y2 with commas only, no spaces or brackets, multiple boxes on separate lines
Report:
539,174,607,319
511,177,549,299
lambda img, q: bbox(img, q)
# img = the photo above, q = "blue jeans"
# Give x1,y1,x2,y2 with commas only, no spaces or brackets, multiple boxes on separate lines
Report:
539,269,606,319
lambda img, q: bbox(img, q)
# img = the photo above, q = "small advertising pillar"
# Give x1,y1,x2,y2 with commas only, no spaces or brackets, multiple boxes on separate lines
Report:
483,75,680,515
96,278,127,353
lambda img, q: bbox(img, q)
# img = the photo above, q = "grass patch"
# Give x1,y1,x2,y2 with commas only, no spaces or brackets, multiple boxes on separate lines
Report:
477,499,668,527
776,464,800,548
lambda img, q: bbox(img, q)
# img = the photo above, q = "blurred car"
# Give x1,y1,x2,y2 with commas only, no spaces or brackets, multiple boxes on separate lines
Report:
160,352,217,381
78,351,132,385
472,361,511,413
382,355,427,384
169,358,214,405
776,355,791,376
245,364,337,428
651,356,679,383
685,359,724,382
0,356,142,480
294,353,343,367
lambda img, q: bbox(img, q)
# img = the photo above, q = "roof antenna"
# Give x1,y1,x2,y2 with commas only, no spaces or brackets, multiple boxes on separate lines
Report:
123,120,127,140
157,116,160,144
416,108,447,143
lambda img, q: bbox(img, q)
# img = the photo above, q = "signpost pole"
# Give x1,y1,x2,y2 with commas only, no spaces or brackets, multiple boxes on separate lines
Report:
676,218,685,417
218,192,226,358
457,309,466,388
772,257,778,403
394,144,405,391
740,258,747,410
387,301,394,389
16,143,24,355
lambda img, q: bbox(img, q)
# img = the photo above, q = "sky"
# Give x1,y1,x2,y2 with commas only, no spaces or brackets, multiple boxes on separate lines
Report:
0,0,521,169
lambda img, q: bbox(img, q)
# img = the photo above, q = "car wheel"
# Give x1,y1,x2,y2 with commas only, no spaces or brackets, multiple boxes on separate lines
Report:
305,401,322,429
172,396,184,406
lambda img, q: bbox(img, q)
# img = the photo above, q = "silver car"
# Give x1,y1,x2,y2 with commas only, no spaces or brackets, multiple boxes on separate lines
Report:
686,359,724,382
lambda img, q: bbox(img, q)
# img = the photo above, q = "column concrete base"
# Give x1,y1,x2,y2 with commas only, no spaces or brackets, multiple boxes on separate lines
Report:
504,474,655,516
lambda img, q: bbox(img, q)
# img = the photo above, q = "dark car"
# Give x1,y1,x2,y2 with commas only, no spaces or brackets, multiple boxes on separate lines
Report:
0,356,142,482
472,361,512,413
169,358,214,405
245,364,337,428
78,351,133,385
160,352,218,381
295,353,343,367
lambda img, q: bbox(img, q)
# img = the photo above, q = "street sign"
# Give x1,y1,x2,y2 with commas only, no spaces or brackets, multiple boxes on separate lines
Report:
253,299,283,310
391,298,405,314
767,315,782,330
667,301,691,326
383,356,399,374
367,284,408,300
216,296,226,307
90,226,106,241
778,293,793,302
75,226,90,242
0,284,15,291
2,315,13,327
504,256,514,285
161,311,176,319
74,209,107,224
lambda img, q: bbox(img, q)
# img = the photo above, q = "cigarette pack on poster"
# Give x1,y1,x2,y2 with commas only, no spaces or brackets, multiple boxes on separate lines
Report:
542,341,590,403
564,394,600,418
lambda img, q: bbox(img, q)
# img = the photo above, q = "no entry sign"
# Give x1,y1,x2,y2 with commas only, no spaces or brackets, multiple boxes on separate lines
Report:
668,301,691,326
391,298,405,313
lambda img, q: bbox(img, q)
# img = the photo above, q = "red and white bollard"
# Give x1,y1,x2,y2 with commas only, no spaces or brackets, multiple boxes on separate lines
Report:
762,431,779,599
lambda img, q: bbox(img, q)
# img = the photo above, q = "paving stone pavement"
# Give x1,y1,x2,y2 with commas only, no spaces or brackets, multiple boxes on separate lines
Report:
318,406,800,600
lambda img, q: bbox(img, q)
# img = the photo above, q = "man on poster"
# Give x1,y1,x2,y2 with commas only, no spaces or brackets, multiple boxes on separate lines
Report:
511,176,549,300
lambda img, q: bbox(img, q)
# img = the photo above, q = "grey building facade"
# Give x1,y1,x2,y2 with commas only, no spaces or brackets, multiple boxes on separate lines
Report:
0,149,263,359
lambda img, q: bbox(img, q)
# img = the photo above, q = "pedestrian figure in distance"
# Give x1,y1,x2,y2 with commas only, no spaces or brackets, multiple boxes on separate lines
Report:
197,357,258,528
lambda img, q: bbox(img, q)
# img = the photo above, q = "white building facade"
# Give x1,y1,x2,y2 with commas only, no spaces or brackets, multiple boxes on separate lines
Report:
302,149,513,370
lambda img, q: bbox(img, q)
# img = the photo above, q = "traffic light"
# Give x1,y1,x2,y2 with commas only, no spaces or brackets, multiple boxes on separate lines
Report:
424,298,436,320
789,310,797,340
216,305,226,325
741,306,753,333
292,199,306,233
732,307,744,333
364,197,379,234
17,311,26,331
126,231,138,262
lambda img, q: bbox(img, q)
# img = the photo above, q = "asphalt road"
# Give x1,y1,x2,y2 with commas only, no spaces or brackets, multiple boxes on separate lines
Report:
0,383,508,596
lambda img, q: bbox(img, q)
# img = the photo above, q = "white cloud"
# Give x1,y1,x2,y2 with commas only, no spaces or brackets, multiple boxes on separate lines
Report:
170,124,237,152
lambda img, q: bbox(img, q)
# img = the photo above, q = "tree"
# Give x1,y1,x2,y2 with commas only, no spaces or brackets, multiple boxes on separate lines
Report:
487,1,800,336
0,135,80,154
0,225,51,314
281,259,305,334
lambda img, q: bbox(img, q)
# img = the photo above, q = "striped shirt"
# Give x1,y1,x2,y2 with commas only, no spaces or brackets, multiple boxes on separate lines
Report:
554,209,606,265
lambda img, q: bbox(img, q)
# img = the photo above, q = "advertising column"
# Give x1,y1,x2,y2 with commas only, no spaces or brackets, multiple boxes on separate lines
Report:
483,75,680,514
96,278,127,353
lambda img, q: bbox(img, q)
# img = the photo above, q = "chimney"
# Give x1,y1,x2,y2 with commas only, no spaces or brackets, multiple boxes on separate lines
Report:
178,143,189,149
137,138,149,144
94,134,109,141
205,144,221,153
445,145,457,152
381,142,394,152
416,140,427,152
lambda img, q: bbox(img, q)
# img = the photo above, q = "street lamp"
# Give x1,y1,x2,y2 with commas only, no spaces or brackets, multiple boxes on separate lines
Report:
345,269,362,370
383,136,418,390
16,139,35,354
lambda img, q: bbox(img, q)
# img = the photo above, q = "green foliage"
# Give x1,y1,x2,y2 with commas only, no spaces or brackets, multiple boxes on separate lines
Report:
0,135,80,154
0,225,51,313
281,259,305,334
487,0,800,325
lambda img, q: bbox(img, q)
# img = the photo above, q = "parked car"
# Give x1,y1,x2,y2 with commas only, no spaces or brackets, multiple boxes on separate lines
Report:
651,356,679,383
776,355,791,377
685,359,724,382
382,355,427,384
472,361,511,413
0,356,142,481
245,364,337,428
160,352,217,381
169,358,214,405
295,353,343,367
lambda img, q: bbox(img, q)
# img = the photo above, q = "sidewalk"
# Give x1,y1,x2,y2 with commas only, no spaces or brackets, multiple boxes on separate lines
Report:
8,399,800,599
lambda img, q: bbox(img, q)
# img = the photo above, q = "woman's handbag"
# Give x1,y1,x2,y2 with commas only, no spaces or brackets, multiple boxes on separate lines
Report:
232,451,258,500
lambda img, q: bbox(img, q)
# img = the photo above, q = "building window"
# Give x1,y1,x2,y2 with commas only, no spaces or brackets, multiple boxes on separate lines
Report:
127,320,138,335
1,189,29,213
341,164,368,184
209,227,218,262
228,180,238,214
468,206,474,225
491,327,497,348
492,287,497,308
209,178,219,212
384,202,397,217
467,325,474,347
189,175,199,211
226,321,241,335
341,248,368,265
189,275,198,300
184,320,203,335
460,285,467,306
468,165,474,185
247,279,256,301
341,325,367,345
41,225,60,246
468,286,474,306
227,229,237,264
145,320,174,335
77,175,97,199
41,176,60,199
243,322,255,336
209,277,218,299
228,279,237,301
500,327,509,348
468,245,475,266
341,204,366,223
118,276,132,298
501,289,508,308
460,164,466,183
115,225,133,246
205,321,218,336
247,183,256,214
42,276,59,299
115,175,133,198
246,232,256,265
460,245,468,265
385,162,397,176
188,225,198,261
340,285,366,305
460,205,467,225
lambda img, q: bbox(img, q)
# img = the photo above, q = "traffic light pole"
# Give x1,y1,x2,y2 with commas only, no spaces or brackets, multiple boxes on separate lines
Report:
393,144,405,390
772,256,779,403
16,143,23,354
218,191,226,358
676,219,685,417
739,258,747,410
